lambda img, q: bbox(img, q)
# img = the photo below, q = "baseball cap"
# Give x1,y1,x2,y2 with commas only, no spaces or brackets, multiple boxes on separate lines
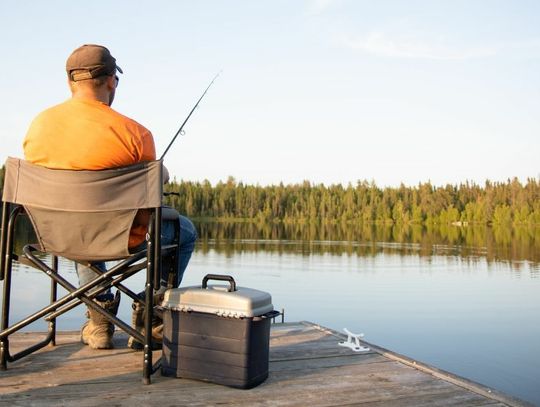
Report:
66,44,123,81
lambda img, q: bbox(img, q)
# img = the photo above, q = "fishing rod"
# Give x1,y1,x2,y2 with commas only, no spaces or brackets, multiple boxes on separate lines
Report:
159,71,221,160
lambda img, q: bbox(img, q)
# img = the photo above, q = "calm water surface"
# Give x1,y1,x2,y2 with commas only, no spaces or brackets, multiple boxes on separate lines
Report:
2,223,540,405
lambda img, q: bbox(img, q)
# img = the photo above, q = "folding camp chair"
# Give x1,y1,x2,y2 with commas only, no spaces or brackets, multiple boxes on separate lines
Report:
0,157,179,384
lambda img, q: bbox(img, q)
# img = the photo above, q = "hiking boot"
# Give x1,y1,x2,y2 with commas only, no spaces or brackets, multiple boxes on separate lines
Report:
80,292,121,350
127,299,163,351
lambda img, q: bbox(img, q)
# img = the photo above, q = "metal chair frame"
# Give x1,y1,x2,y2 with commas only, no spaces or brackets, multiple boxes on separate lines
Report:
0,194,179,384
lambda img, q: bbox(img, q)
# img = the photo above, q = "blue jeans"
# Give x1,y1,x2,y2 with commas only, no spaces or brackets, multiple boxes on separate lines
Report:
76,214,197,301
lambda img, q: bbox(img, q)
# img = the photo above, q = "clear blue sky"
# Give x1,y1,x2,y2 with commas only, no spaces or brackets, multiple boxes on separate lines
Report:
1,0,539,187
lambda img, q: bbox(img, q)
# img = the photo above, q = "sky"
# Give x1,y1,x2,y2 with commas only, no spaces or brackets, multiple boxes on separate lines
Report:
1,0,539,187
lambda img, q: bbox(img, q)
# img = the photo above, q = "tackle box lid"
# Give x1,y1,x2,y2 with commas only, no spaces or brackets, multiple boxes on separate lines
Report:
161,274,273,318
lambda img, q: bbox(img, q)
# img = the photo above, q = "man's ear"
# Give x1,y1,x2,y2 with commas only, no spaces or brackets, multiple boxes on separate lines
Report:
106,75,116,91
67,78,75,93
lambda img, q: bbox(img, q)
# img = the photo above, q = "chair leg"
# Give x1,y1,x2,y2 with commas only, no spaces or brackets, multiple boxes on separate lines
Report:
143,216,155,384
0,260,10,370
1,245,12,370
143,279,153,385
0,206,55,368
1,204,18,369
142,207,162,385
49,256,58,346
0,240,11,370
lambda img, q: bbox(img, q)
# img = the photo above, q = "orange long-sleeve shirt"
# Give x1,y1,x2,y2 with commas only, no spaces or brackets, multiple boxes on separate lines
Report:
24,97,156,247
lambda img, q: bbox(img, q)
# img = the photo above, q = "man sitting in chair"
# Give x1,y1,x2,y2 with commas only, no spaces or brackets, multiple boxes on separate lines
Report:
22,44,197,350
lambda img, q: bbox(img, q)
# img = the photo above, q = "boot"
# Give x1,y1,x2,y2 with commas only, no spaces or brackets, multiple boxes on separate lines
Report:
80,292,121,349
127,299,163,351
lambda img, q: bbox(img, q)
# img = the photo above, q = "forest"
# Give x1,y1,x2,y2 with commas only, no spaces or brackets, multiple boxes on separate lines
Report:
1,166,539,226
162,175,540,226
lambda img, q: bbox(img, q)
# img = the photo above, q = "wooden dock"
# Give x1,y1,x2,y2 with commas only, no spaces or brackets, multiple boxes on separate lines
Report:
0,322,531,406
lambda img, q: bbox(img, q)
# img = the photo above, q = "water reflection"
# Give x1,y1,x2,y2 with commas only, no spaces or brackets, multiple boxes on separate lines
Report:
6,216,540,273
195,221,540,271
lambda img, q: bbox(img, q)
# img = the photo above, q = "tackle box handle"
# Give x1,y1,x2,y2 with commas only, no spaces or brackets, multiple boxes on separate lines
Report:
262,310,281,319
253,310,281,322
202,274,237,292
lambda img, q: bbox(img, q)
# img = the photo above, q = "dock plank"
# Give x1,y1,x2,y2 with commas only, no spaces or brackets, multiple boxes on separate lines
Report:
0,322,532,407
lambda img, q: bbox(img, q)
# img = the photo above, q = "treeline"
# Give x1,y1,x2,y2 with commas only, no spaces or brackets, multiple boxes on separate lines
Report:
1,164,539,226
164,176,540,226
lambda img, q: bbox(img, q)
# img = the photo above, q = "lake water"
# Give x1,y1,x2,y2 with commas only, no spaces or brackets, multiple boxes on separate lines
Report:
2,222,540,405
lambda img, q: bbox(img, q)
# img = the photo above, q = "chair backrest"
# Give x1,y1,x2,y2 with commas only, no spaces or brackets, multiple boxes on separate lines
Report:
2,157,163,261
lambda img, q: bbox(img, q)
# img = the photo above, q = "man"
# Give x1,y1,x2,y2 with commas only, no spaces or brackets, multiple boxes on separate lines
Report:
23,44,197,350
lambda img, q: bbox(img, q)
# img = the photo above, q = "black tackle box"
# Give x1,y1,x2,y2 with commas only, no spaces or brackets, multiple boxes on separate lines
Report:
161,274,279,389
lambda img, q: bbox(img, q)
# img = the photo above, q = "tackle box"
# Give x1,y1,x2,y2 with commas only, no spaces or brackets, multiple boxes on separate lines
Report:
160,274,279,389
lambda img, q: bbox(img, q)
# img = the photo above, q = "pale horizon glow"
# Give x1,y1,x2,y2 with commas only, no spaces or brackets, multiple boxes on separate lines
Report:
1,1,539,187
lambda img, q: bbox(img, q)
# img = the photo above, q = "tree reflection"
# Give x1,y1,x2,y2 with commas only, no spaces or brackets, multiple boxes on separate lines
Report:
195,221,540,268
9,216,539,270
